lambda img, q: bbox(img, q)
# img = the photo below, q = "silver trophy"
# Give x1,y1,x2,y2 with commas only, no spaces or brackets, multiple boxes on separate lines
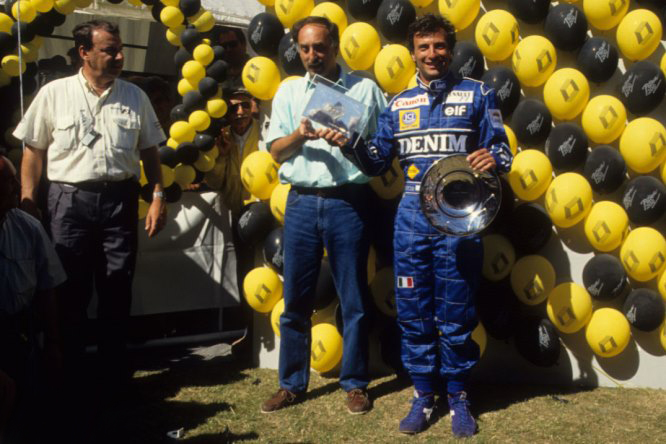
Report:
420,154,502,236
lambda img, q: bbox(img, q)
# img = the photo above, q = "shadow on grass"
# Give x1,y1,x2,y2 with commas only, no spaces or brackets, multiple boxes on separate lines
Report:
182,430,259,443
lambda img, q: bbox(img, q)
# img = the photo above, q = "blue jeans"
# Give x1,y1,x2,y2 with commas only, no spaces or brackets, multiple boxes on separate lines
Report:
279,188,370,393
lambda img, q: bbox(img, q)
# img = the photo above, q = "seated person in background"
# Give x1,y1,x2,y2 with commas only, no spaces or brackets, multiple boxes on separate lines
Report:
0,155,66,442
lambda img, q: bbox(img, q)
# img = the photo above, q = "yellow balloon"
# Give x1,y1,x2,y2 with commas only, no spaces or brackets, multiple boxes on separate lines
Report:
166,26,184,47
411,0,434,6
581,95,627,144
169,121,195,143
619,117,666,174
507,149,553,201
204,144,219,160
512,35,557,88
193,44,214,66
311,2,348,34
543,68,590,121
193,11,215,33
270,182,290,224
160,6,184,29
504,124,517,156
188,109,211,132
243,266,283,313
240,151,280,200
30,0,53,13
661,159,666,185
374,44,416,94
12,1,36,23
472,322,487,357
616,9,663,61
584,201,629,252
310,323,343,373
206,98,227,118
369,157,405,200
173,164,196,188
275,0,314,28
1,55,26,77
182,60,206,84
370,268,397,317
620,227,666,282
661,53,666,79
161,0,179,6
482,234,516,281
194,151,215,172
139,161,148,186
160,164,175,188
242,57,281,100
340,22,381,71
281,76,302,86
177,78,197,96
54,0,76,15
475,9,519,61
407,73,417,89
544,173,592,228
660,320,666,352
585,308,631,358
138,198,150,220
438,0,480,31
657,270,666,303
270,298,285,337
127,0,143,6
0,13,13,33
166,138,179,149
584,0,629,30
547,283,593,334
20,43,40,63
510,255,556,306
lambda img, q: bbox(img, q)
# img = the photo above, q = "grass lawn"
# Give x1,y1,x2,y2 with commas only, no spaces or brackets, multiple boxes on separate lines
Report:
88,348,666,443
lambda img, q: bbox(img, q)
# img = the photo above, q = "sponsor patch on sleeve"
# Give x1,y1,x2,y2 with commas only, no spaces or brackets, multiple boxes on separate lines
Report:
397,276,414,288
488,108,504,129
399,109,420,131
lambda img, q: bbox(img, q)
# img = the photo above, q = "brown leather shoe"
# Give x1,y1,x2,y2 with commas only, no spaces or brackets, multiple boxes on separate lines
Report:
261,388,300,413
347,388,371,414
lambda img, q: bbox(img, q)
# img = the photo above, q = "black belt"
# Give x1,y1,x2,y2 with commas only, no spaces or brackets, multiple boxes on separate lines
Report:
54,179,137,192
291,183,367,200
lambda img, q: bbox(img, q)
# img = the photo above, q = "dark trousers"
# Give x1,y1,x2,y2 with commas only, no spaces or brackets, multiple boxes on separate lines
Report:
47,180,139,384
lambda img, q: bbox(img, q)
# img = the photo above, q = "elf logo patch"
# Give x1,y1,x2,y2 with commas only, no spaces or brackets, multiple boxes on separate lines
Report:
443,105,467,116
397,276,414,288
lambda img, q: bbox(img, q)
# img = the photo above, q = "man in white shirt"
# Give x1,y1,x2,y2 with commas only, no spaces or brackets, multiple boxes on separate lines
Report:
13,20,166,392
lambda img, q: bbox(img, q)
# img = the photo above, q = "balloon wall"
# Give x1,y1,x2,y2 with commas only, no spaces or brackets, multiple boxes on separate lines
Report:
242,0,666,381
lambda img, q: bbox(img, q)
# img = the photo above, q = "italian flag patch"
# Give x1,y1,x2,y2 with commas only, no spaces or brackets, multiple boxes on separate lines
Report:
397,276,414,288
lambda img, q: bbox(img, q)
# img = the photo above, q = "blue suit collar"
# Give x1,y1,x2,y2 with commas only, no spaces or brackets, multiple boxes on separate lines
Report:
417,71,455,94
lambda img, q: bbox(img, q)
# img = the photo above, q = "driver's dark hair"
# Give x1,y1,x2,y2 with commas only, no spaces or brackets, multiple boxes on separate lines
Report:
73,20,119,51
407,14,456,53
291,16,339,49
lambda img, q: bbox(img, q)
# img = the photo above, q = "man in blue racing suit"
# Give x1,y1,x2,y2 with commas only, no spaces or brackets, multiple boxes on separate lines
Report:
318,14,512,437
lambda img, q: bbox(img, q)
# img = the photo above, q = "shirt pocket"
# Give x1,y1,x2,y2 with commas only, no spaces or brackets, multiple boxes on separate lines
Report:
109,113,141,151
52,115,78,150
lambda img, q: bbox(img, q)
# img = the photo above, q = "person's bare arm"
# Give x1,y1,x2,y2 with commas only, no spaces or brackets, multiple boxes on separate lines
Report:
269,118,318,163
139,146,166,237
20,145,46,219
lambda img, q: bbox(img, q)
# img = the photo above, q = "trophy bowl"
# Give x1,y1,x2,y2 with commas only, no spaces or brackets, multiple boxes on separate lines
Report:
420,154,501,236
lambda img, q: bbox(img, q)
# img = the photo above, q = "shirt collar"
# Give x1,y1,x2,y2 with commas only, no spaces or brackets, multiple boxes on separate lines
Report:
416,70,455,94
304,65,346,90
78,69,115,97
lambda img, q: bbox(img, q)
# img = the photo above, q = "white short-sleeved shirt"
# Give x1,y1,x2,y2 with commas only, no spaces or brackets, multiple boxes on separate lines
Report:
13,70,166,183
0,209,66,315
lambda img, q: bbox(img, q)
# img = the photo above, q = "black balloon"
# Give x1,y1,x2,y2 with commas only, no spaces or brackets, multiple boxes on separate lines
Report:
11,21,35,44
377,0,416,43
141,0,157,5
623,288,665,332
583,145,626,194
514,316,561,367
544,3,588,52
151,3,164,24
278,32,305,76
544,123,588,171
347,0,383,21
206,59,228,82
180,27,203,52
314,259,336,311
159,145,179,168
179,0,201,17
481,67,521,117
165,182,183,203
511,99,552,146
450,41,485,80
183,90,205,112
582,254,627,301
477,279,519,340
263,227,284,274
107,0,123,3
212,45,225,61
198,76,218,99
617,61,666,116
194,133,215,151
29,13,54,38
43,8,66,27
506,203,552,254
170,104,188,122
176,142,199,165
174,47,191,70
203,119,223,137
508,0,550,24
622,175,666,225
577,37,618,84
0,32,15,56
236,202,274,245
247,12,284,57
486,177,514,233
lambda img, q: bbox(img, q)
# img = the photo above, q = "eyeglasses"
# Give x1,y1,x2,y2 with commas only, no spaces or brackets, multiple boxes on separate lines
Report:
229,102,251,112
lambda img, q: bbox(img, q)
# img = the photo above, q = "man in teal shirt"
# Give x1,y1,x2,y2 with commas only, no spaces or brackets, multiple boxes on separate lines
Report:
262,16,386,415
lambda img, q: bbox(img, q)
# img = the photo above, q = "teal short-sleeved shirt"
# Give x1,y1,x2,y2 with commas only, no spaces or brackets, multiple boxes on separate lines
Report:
266,68,387,188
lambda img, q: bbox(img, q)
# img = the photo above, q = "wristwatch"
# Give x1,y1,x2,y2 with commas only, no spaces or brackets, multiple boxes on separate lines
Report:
153,191,165,200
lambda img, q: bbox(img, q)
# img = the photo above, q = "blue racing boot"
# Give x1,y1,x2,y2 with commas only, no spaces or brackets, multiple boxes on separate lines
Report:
399,391,435,434
448,391,477,438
